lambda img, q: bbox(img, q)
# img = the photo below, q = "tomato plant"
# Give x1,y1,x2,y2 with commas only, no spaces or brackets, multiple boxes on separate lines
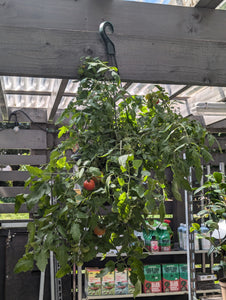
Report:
14,57,215,298
83,179,95,191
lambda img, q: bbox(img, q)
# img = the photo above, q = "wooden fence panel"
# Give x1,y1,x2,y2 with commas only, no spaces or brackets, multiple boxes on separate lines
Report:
0,129,47,149
0,155,47,165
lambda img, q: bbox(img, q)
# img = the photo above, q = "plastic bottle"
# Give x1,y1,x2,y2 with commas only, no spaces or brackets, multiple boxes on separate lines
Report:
200,223,211,250
143,229,151,251
182,224,187,250
177,223,184,249
150,228,159,252
194,230,199,251
159,224,171,252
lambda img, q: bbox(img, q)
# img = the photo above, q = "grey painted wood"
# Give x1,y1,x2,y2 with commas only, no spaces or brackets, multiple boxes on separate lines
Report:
0,187,29,197
0,25,226,86
0,203,28,213
0,171,29,181
0,155,46,165
0,129,47,149
0,78,7,121
0,108,47,123
0,1,225,84
47,79,69,121
195,0,224,8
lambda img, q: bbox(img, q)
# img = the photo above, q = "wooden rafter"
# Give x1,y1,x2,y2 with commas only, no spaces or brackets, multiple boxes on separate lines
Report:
0,77,7,120
47,79,69,122
195,0,225,8
0,1,225,85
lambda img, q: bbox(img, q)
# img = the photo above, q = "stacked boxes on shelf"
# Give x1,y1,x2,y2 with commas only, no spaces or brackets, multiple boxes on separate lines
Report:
143,263,188,293
85,264,187,296
85,268,141,296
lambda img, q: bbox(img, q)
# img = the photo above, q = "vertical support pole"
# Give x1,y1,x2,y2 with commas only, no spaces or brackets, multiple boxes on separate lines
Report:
201,166,206,273
50,251,55,300
206,165,214,274
78,266,82,300
39,271,45,300
185,167,196,300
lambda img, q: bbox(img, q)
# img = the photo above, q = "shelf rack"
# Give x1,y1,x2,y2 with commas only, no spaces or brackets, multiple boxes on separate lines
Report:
82,291,188,300
82,289,221,300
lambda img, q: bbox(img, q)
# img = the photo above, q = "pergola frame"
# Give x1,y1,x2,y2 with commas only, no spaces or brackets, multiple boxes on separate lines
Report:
0,0,225,122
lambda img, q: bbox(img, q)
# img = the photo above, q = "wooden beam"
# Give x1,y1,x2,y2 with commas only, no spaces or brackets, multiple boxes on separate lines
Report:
0,203,28,213
0,171,30,181
0,187,29,198
0,77,7,121
0,155,46,165
0,1,225,84
195,0,224,8
47,79,69,122
0,129,47,149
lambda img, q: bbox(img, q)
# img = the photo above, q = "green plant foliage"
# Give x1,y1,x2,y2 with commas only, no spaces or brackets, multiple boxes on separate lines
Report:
192,172,226,276
14,57,214,290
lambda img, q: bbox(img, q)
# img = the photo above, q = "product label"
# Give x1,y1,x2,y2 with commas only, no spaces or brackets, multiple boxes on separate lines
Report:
162,264,180,292
161,245,171,252
115,269,128,295
102,271,115,295
144,265,162,293
85,268,101,296
151,240,159,252
179,264,188,291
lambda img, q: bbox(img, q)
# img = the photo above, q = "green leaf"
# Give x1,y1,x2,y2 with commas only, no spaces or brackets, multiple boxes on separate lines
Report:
213,172,223,184
202,148,213,163
27,222,36,245
118,177,125,187
58,126,68,138
70,223,81,243
26,165,43,177
55,244,69,267
56,156,67,169
78,167,85,179
36,250,49,272
88,167,101,176
14,255,34,273
159,201,166,222
172,180,182,201
191,223,200,231
26,182,50,210
133,160,142,170
134,280,141,298
15,194,26,213
56,264,71,278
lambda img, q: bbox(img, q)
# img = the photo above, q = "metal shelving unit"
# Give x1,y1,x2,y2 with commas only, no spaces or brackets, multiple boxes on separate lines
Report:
82,291,188,300
78,163,226,300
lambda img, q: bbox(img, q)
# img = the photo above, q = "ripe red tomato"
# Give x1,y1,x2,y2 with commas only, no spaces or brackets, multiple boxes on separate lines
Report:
83,179,95,191
93,226,106,236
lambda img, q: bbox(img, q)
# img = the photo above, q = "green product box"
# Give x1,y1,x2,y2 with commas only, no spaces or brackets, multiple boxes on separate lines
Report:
179,264,188,291
85,268,101,296
162,264,180,292
102,271,115,295
143,265,162,293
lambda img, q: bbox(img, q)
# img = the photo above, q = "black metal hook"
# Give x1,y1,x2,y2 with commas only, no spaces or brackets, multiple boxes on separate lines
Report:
99,21,115,56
